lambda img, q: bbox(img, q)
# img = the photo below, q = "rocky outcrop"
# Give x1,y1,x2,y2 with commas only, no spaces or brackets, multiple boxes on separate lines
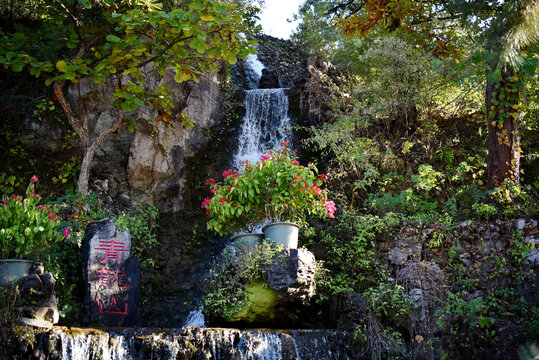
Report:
266,248,317,305
126,71,222,212
64,66,223,213
329,292,367,330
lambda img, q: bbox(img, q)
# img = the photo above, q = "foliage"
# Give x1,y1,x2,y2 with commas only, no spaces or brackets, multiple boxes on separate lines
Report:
364,283,411,329
115,204,159,268
203,143,336,235
305,212,398,294
0,176,68,259
435,287,535,356
202,240,283,322
0,0,259,194
114,204,159,314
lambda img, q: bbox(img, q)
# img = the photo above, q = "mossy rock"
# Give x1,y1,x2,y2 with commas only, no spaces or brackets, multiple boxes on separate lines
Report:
226,281,277,323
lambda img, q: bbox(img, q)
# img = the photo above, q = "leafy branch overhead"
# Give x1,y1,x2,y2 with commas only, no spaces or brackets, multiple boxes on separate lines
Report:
0,0,258,194
1,0,256,122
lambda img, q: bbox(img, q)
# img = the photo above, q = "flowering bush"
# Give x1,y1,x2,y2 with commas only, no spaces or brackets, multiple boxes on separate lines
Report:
0,176,68,259
203,143,336,235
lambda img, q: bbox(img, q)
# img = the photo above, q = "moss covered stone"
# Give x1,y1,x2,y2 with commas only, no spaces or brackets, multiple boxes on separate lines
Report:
227,281,277,323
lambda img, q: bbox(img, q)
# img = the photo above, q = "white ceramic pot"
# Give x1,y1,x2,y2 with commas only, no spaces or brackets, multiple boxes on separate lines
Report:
0,259,33,287
262,222,300,249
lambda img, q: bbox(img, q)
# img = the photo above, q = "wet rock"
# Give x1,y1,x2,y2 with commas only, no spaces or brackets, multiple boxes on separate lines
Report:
258,68,280,88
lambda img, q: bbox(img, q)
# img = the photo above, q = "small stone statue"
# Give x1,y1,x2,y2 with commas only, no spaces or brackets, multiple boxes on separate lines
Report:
17,263,59,328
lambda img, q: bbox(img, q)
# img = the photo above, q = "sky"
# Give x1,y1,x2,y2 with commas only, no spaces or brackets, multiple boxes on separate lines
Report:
258,0,304,39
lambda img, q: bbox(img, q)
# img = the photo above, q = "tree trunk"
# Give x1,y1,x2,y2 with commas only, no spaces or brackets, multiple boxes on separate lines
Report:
486,66,521,189
78,146,96,196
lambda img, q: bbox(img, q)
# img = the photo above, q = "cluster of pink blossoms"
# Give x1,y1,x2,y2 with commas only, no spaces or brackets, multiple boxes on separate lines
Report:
260,153,274,161
324,200,336,218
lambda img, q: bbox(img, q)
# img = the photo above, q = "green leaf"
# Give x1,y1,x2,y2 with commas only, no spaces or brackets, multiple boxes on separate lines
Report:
487,71,500,84
227,55,237,65
106,34,122,43
78,0,92,9
174,68,191,82
56,60,67,73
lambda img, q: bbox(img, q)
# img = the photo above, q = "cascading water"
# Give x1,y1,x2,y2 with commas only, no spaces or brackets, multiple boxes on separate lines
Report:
43,327,355,359
232,55,291,170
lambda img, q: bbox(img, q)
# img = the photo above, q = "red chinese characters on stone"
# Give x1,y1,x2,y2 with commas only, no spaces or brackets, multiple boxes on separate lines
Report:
94,238,131,315
96,268,130,290
98,295,128,315
95,239,130,264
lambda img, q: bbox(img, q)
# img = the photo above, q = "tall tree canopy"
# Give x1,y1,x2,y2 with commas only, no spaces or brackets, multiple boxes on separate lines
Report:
0,0,258,194
331,0,539,192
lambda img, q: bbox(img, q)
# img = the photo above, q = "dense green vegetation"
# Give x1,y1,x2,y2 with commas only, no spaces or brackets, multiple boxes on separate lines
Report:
292,1,539,358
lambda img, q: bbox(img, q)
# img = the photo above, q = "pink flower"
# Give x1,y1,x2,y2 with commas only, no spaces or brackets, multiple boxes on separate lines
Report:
3,200,7,205
324,200,336,218
201,197,211,209
293,160,300,165
30,176,38,183
261,154,274,161
63,228,70,239
223,169,236,178
311,186,322,195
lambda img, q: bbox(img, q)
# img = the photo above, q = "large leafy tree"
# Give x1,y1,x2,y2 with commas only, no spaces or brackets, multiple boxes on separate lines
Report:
332,0,539,191
0,0,257,194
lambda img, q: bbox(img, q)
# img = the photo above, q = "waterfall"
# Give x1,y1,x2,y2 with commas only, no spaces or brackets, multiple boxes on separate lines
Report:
232,55,291,169
232,89,291,169
43,327,356,359
184,306,206,327
245,53,264,88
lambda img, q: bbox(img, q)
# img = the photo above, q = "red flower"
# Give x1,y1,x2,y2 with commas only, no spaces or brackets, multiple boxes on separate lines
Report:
201,197,211,209
30,175,38,183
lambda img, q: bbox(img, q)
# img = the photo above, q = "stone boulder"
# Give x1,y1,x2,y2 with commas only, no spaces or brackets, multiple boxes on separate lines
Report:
224,248,318,326
266,248,317,305
81,218,141,327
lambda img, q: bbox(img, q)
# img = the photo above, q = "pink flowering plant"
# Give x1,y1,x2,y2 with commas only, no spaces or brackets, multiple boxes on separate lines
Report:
0,176,69,259
202,143,336,235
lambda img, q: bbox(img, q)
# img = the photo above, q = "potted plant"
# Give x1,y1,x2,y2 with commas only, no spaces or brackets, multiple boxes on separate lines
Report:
202,167,266,246
0,176,68,286
203,142,336,248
